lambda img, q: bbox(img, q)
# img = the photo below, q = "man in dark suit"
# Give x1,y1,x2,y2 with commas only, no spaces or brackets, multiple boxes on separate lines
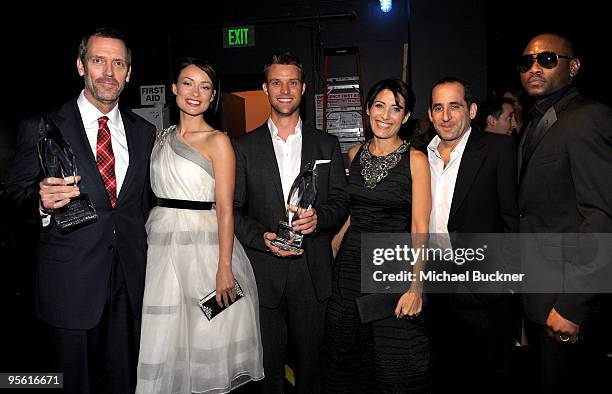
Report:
426,77,519,393
4,28,155,393
518,33,612,393
476,96,516,137
233,52,348,393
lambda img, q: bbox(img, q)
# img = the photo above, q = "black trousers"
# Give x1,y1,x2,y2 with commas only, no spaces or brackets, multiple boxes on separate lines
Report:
258,258,327,394
46,255,140,394
428,293,516,394
526,320,607,394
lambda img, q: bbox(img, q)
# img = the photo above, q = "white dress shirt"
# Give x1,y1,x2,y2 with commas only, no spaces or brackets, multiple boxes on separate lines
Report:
427,128,472,234
77,90,129,193
268,117,302,205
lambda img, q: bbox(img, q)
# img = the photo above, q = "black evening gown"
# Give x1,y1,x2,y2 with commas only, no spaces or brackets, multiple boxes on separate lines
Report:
323,141,432,393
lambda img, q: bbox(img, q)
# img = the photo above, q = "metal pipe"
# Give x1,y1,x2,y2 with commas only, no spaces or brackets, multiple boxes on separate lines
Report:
224,11,356,26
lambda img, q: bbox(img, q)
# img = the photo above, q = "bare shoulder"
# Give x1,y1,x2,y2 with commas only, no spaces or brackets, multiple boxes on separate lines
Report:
204,130,234,160
182,129,231,162
410,148,429,174
206,129,231,146
410,147,428,161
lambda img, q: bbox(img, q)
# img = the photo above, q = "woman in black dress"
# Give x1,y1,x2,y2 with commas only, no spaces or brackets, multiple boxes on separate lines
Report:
324,79,432,393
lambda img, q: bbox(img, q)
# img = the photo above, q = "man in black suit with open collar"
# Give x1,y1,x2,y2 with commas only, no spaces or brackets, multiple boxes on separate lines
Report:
233,52,348,393
4,28,155,393
426,77,519,393
518,33,612,393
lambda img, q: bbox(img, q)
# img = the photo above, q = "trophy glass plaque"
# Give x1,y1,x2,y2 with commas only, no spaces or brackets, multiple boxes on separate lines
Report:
271,162,318,252
37,116,98,231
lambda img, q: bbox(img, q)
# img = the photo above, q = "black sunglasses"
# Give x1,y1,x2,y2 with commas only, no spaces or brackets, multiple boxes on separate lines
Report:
518,51,575,73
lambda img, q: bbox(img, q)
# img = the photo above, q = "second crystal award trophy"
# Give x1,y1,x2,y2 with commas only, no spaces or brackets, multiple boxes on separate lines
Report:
271,162,318,252
37,116,98,231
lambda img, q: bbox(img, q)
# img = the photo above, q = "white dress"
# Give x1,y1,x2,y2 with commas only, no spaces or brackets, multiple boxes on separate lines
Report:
136,126,264,394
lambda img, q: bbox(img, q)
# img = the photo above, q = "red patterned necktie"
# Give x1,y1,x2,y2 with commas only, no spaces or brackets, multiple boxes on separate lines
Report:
96,116,117,208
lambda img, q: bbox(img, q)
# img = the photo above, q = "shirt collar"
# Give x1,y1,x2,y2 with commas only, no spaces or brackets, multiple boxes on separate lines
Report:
268,117,302,140
77,90,121,128
427,127,472,156
533,85,572,115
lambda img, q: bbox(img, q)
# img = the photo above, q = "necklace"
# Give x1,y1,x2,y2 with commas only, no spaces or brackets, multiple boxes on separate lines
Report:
360,139,409,189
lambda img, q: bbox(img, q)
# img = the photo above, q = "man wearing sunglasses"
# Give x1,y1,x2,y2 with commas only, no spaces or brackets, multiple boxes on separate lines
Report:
518,33,612,393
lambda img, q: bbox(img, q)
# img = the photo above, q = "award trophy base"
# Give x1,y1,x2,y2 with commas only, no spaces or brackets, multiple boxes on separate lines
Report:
270,221,303,252
55,194,98,231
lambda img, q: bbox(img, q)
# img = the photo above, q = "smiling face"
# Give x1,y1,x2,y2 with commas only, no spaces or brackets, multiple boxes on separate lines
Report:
262,64,305,117
77,35,131,112
428,81,477,143
172,64,215,116
367,89,410,140
520,34,580,98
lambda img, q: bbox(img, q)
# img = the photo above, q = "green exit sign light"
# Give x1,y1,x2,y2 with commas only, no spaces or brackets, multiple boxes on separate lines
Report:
223,25,255,48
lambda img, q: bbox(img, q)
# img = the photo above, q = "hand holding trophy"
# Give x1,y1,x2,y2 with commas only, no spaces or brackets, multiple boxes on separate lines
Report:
38,116,98,231
271,162,318,252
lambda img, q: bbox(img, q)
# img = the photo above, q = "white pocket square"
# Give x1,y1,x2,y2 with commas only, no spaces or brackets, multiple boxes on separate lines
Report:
314,159,331,169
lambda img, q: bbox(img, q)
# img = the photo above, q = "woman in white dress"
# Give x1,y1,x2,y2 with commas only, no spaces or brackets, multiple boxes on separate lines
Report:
136,58,264,393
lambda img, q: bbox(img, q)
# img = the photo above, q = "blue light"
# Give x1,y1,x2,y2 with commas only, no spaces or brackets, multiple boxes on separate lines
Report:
380,0,392,13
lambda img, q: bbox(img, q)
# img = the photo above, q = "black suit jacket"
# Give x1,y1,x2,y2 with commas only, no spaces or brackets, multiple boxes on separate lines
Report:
518,88,612,325
444,130,519,306
233,123,348,308
447,129,519,234
4,98,156,329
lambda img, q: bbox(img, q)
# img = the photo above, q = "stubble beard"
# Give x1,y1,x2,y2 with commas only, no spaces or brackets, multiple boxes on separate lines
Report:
84,74,124,105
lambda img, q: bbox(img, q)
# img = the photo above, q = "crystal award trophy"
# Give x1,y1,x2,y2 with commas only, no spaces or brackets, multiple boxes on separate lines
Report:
37,116,98,231
271,162,318,252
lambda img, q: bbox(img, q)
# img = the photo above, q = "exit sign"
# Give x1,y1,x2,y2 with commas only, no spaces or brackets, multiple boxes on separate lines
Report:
223,25,255,48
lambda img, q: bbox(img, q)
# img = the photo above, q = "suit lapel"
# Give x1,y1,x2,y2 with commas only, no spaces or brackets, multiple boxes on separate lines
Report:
300,127,315,172
259,126,286,208
117,110,140,204
517,120,529,178
521,106,557,168
52,101,108,203
518,88,579,182
449,131,485,221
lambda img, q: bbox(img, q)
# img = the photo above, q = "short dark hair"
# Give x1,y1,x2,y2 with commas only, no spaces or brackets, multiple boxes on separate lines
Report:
78,27,131,66
263,52,305,82
429,77,474,108
476,97,515,130
365,78,416,114
172,57,220,114
503,87,524,102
